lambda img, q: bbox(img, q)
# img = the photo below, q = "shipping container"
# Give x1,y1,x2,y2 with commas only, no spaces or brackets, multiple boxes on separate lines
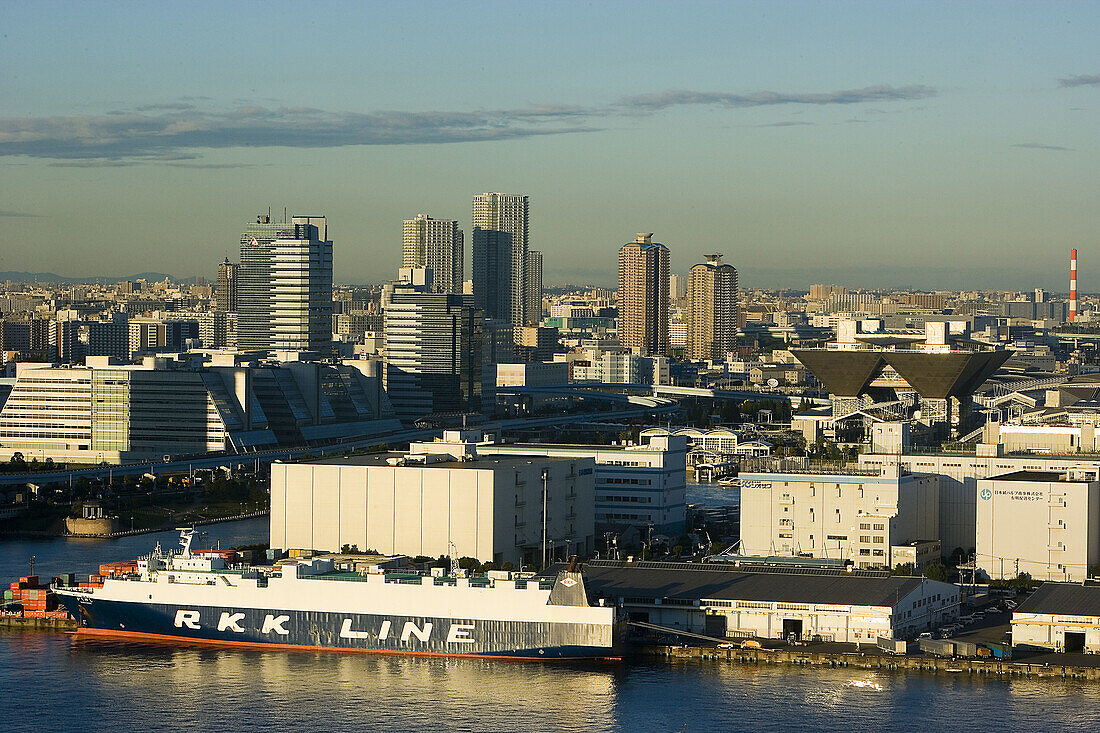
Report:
953,641,978,658
918,638,955,657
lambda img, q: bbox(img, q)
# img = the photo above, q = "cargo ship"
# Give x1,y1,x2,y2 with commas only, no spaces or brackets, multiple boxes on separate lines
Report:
54,530,620,661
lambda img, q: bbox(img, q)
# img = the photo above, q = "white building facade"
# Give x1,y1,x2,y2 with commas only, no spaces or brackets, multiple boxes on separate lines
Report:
270,446,595,568
738,464,939,569
976,469,1100,582
477,435,688,534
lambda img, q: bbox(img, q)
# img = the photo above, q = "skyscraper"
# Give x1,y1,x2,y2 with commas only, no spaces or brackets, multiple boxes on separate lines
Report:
215,258,238,312
382,267,483,423
687,253,739,361
525,250,543,324
618,233,670,355
472,193,529,327
402,214,463,294
236,214,333,353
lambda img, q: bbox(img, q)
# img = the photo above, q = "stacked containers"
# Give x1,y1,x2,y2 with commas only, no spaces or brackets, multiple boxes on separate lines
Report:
8,576,59,612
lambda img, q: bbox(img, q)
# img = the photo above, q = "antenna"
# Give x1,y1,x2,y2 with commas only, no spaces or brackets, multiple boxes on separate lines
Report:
448,541,460,577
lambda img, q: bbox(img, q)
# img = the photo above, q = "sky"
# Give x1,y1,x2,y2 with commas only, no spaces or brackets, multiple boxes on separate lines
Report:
1,0,1098,291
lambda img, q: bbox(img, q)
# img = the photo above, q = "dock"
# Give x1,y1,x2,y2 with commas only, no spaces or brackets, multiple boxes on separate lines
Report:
0,615,79,632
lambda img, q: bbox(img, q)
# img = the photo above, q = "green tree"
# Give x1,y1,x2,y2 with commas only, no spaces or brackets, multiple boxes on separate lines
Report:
924,562,948,582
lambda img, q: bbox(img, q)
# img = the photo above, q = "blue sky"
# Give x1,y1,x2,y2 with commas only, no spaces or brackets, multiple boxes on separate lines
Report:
1,1,1098,289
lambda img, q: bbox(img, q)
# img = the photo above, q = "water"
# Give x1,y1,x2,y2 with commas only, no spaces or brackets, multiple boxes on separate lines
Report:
0,517,268,584
687,481,738,508
5,517,1100,731
4,631,1100,732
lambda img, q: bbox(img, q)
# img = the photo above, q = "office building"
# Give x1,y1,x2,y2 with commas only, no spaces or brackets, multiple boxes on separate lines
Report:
478,435,688,534
618,233,669,355
687,253,739,361
526,250,543,324
237,214,333,353
270,434,596,567
472,193,529,327
215,258,238,312
976,469,1100,582
0,355,398,464
738,461,939,568
402,214,463,294
383,269,483,422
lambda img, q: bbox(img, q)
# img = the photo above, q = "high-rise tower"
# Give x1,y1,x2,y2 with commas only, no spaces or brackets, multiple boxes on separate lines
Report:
472,193,529,328
525,250,543,324
402,214,463,294
383,267,483,423
687,253,739,361
618,233,670,355
215,258,238,312
236,214,333,353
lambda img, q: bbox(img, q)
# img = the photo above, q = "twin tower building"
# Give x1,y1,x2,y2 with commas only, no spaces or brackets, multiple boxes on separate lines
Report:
403,193,542,330
619,233,740,361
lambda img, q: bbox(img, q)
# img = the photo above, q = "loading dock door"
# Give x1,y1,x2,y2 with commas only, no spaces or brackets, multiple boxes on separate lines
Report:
1065,632,1086,653
783,618,803,640
705,614,727,638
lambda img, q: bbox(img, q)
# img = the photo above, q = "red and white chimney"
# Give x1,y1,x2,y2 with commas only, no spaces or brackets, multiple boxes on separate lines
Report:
1070,249,1078,322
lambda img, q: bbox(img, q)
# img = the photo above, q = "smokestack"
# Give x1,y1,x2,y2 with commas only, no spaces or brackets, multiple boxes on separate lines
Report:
1070,249,1078,322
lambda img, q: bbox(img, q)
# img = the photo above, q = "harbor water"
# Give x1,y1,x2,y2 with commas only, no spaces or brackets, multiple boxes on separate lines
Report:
5,510,1100,730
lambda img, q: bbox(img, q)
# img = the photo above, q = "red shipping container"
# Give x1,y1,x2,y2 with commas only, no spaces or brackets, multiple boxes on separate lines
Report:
20,576,38,585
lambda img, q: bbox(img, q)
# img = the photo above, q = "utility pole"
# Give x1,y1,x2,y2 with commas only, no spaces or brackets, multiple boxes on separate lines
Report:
541,468,549,569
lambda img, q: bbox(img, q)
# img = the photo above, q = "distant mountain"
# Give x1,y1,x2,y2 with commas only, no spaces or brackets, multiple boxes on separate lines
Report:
0,271,193,285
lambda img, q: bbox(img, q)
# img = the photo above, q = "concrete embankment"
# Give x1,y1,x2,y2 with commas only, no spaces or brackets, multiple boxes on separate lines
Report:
643,644,1100,680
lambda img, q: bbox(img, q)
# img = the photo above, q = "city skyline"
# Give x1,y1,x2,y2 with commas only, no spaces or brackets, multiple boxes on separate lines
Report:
2,2,1098,291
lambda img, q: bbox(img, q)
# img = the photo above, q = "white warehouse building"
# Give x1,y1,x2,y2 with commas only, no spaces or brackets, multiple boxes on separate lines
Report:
270,435,596,568
976,469,1100,583
738,462,939,569
1012,583,1100,653
578,562,959,643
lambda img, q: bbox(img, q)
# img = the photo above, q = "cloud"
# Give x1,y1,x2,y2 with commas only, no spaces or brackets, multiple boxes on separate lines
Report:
756,121,815,127
1012,142,1074,151
0,210,41,217
1059,74,1100,88
0,105,599,161
616,84,935,111
0,85,932,162
164,161,260,169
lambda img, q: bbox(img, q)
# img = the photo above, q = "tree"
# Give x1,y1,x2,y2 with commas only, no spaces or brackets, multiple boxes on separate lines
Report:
924,562,948,582
893,563,916,576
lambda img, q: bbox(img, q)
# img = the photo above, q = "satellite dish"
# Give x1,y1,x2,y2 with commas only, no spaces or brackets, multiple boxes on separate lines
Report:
766,378,780,388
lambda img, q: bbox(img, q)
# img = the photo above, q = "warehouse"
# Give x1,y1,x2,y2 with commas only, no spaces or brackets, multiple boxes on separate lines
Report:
976,468,1100,583
270,434,595,568
1012,583,1100,653
574,561,959,643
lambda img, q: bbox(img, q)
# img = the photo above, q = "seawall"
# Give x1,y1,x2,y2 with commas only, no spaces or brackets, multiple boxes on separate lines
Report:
644,645,1100,680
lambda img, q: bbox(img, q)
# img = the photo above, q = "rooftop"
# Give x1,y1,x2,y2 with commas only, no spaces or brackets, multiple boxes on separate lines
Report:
567,561,933,608
292,452,582,471
990,469,1100,484
1016,583,1100,617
